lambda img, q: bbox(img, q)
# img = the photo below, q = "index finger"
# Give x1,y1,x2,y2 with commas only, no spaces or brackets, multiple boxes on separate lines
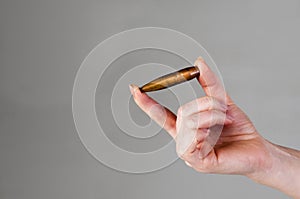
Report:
129,84,177,139
194,57,226,104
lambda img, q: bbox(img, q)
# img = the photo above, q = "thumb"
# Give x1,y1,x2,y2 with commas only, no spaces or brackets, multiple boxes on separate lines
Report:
195,57,227,105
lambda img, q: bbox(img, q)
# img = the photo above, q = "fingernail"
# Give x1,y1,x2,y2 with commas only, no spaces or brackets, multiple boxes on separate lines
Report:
129,84,135,95
194,56,205,67
185,161,192,167
197,56,204,61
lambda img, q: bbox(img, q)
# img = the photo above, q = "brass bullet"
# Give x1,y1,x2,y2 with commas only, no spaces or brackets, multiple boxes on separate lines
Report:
140,66,200,92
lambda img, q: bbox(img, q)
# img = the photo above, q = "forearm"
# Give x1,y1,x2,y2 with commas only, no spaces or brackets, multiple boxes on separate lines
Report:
248,140,300,198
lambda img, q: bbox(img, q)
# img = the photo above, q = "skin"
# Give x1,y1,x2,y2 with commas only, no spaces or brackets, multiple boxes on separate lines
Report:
129,57,300,198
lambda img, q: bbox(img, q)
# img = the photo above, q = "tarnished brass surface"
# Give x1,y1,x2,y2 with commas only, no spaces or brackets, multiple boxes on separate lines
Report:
140,66,200,92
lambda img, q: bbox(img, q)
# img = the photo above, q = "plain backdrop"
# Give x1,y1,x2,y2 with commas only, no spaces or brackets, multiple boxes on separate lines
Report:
1,0,300,198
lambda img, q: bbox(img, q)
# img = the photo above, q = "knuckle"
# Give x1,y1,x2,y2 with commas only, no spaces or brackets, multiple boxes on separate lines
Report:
200,96,210,104
201,96,215,109
206,110,218,126
205,110,214,120
186,116,196,128
211,109,218,115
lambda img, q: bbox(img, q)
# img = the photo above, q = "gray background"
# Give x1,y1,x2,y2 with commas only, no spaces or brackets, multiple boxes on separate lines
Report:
1,0,299,198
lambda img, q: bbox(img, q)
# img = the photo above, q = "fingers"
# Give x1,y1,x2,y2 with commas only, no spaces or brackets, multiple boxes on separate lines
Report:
175,57,229,160
185,110,232,129
179,127,221,172
178,96,227,117
129,84,177,139
176,96,232,158
194,57,226,103
178,128,209,155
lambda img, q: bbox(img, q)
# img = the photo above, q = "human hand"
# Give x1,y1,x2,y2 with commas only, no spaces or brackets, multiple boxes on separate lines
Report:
129,57,300,198
130,57,266,175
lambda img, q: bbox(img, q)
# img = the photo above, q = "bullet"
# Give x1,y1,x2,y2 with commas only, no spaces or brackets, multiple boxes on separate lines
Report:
140,66,200,92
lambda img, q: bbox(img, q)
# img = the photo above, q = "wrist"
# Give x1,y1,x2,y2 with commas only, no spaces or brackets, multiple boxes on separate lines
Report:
247,140,300,198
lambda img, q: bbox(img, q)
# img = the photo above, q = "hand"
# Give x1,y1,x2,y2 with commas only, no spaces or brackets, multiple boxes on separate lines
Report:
130,57,266,175
129,57,300,198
